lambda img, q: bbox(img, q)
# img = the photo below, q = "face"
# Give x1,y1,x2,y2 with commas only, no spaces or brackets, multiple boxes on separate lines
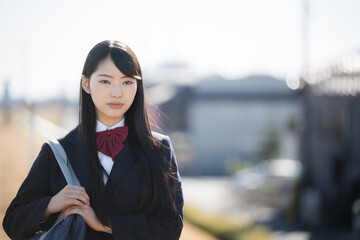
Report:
81,56,138,127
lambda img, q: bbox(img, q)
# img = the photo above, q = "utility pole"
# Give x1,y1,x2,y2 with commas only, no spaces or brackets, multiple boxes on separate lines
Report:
302,0,310,72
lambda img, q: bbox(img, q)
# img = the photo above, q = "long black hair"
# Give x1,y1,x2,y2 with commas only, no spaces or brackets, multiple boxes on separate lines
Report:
79,40,178,227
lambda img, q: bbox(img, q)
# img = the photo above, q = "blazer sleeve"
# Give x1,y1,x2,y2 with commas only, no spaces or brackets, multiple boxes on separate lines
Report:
2,143,59,240
111,135,184,240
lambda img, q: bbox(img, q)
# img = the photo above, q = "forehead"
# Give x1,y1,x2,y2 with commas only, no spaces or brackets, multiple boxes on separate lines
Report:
92,57,126,78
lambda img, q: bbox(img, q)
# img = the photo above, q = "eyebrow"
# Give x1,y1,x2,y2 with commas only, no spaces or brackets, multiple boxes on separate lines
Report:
96,74,114,78
96,74,129,79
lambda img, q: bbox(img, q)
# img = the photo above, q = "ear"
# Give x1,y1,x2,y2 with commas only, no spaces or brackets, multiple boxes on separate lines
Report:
81,75,91,94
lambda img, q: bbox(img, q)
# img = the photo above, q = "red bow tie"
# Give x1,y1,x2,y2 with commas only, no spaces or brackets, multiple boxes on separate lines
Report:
96,126,128,160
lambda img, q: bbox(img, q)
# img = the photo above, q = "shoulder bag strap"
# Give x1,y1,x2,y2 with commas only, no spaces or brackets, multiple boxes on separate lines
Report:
38,139,81,240
46,139,81,186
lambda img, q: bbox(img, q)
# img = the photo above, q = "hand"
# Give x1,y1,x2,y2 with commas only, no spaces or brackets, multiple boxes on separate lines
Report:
42,185,90,219
61,205,112,234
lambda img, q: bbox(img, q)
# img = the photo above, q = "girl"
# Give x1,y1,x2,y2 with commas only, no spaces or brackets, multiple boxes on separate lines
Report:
3,40,184,240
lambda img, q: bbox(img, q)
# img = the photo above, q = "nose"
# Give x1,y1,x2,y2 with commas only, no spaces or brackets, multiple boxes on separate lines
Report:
110,83,122,98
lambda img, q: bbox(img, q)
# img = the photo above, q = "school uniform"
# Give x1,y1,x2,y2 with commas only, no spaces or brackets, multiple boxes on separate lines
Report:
2,122,184,240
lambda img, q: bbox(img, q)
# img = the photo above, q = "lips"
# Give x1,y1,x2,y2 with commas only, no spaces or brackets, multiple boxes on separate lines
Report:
108,103,123,109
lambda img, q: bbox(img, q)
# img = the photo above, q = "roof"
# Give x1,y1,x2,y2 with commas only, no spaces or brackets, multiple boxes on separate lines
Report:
194,74,295,97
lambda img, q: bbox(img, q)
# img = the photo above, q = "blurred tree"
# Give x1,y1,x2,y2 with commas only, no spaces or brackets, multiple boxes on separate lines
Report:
225,156,250,175
1,80,11,125
256,126,280,161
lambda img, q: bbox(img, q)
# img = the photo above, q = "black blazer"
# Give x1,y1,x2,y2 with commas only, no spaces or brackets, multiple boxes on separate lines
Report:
3,126,184,240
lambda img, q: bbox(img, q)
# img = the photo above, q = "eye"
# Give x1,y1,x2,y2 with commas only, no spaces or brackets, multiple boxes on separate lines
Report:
123,80,134,85
99,80,110,84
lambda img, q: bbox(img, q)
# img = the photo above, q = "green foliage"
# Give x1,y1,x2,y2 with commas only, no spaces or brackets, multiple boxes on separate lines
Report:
184,204,272,240
256,126,280,161
225,157,250,175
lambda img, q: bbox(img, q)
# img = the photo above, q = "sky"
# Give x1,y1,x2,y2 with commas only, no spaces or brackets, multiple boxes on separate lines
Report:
0,0,359,101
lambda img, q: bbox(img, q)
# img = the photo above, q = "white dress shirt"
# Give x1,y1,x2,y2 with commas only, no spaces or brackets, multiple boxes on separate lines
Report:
96,118,126,184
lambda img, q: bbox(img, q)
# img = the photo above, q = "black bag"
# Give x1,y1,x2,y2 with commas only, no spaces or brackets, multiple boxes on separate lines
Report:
30,215,85,240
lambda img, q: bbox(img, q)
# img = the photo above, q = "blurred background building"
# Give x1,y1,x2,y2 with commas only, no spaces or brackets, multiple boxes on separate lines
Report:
160,74,301,175
298,52,360,229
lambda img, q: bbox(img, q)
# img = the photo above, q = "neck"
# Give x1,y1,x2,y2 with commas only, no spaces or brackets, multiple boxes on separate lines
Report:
98,118,124,128
96,118,125,132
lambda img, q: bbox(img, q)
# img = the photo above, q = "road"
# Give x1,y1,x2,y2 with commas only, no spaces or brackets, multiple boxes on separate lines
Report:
182,177,312,240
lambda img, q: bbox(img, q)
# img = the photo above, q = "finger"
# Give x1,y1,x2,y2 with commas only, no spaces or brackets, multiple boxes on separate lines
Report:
65,184,83,189
66,192,90,205
62,208,72,219
62,206,83,219
60,206,72,219
79,187,90,203
63,198,86,209
64,185,86,194
63,185,82,192
78,189,90,205
62,187,90,204
64,186,90,205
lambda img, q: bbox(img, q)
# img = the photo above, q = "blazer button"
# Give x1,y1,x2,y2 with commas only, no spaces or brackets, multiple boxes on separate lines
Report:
35,230,44,234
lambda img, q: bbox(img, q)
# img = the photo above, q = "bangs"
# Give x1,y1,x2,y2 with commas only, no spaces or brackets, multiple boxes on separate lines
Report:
109,44,142,81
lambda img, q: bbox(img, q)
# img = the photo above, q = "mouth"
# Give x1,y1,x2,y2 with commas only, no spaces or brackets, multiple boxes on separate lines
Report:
108,103,123,109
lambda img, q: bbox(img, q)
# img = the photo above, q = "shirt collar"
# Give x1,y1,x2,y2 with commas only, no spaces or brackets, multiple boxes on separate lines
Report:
96,118,125,132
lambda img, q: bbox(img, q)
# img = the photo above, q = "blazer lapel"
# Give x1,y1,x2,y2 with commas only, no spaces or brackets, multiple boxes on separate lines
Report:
61,127,89,192
105,139,135,192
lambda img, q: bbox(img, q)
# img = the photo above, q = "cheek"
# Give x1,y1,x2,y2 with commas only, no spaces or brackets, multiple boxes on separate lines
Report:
89,84,104,98
127,85,137,101
90,90,106,107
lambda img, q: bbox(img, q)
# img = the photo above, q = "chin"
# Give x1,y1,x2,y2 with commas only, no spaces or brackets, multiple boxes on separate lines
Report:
110,112,126,119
